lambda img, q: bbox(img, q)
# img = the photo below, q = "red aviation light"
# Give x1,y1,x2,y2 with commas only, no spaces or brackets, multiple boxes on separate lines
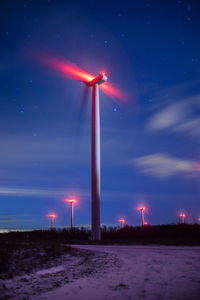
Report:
179,213,186,218
88,72,107,86
48,213,56,219
118,218,126,223
64,198,77,204
137,207,146,211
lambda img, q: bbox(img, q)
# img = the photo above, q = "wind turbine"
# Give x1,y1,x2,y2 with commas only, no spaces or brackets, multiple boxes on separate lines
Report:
136,206,146,226
35,53,127,240
47,213,56,229
118,218,126,228
64,198,77,229
179,213,186,224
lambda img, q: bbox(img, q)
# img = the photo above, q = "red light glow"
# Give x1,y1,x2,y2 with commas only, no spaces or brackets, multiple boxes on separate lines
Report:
36,53,94,83
143,221,148,226
136,207,146,211
48,213,56,219
118,218,126,223
100,82,129,102
179,213,186,218
64,199,77,204
34,52,128,102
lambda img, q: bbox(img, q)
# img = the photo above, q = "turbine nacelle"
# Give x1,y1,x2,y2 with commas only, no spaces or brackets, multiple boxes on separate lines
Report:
87,72,108,86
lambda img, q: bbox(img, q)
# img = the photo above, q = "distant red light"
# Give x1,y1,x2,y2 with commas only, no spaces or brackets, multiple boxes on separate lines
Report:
179,213,186,218
143,221,148,226
118,218,125,223
137,207,146,211
64,198,77,204
48,213,56,219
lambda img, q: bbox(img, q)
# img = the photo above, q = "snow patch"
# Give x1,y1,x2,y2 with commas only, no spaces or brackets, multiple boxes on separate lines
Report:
36,265,64,275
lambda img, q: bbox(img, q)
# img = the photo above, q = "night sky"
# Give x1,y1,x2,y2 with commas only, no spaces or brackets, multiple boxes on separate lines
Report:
1,0,200,229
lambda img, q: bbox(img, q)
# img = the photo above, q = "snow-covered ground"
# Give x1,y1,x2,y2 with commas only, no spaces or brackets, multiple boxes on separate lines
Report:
40,245,200,300
0,246,117,299
1,245,200,299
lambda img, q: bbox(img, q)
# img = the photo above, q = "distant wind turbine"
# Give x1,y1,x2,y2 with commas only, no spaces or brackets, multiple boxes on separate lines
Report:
137,207,146,226
65,198,77,229
179,213,186,224
118,218,126,228
47,213,56,229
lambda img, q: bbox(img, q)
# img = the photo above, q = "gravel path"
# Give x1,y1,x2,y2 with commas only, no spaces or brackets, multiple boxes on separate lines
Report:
40,245,200,300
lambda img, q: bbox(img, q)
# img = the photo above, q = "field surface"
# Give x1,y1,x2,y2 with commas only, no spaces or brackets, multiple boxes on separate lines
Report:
40,245,200,300
1,243,200,299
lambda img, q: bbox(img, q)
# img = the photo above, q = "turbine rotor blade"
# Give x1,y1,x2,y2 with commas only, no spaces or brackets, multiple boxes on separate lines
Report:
35,52,94,83
75,84,91,142
78,85,91,126
100,82,129,102
33,52,130,102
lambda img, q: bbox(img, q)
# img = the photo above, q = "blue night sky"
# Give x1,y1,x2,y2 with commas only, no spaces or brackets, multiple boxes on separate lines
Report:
1,0,200,229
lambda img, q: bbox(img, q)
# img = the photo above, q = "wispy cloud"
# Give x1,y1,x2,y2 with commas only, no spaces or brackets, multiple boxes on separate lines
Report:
132,153,197,178
0,186,89,198
147,101,187,131
0,213,31,223
0,214,15,222
147,95,200,138
0,134,90,167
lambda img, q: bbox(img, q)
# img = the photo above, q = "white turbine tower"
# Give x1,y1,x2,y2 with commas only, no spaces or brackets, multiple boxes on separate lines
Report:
88,73,107,240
